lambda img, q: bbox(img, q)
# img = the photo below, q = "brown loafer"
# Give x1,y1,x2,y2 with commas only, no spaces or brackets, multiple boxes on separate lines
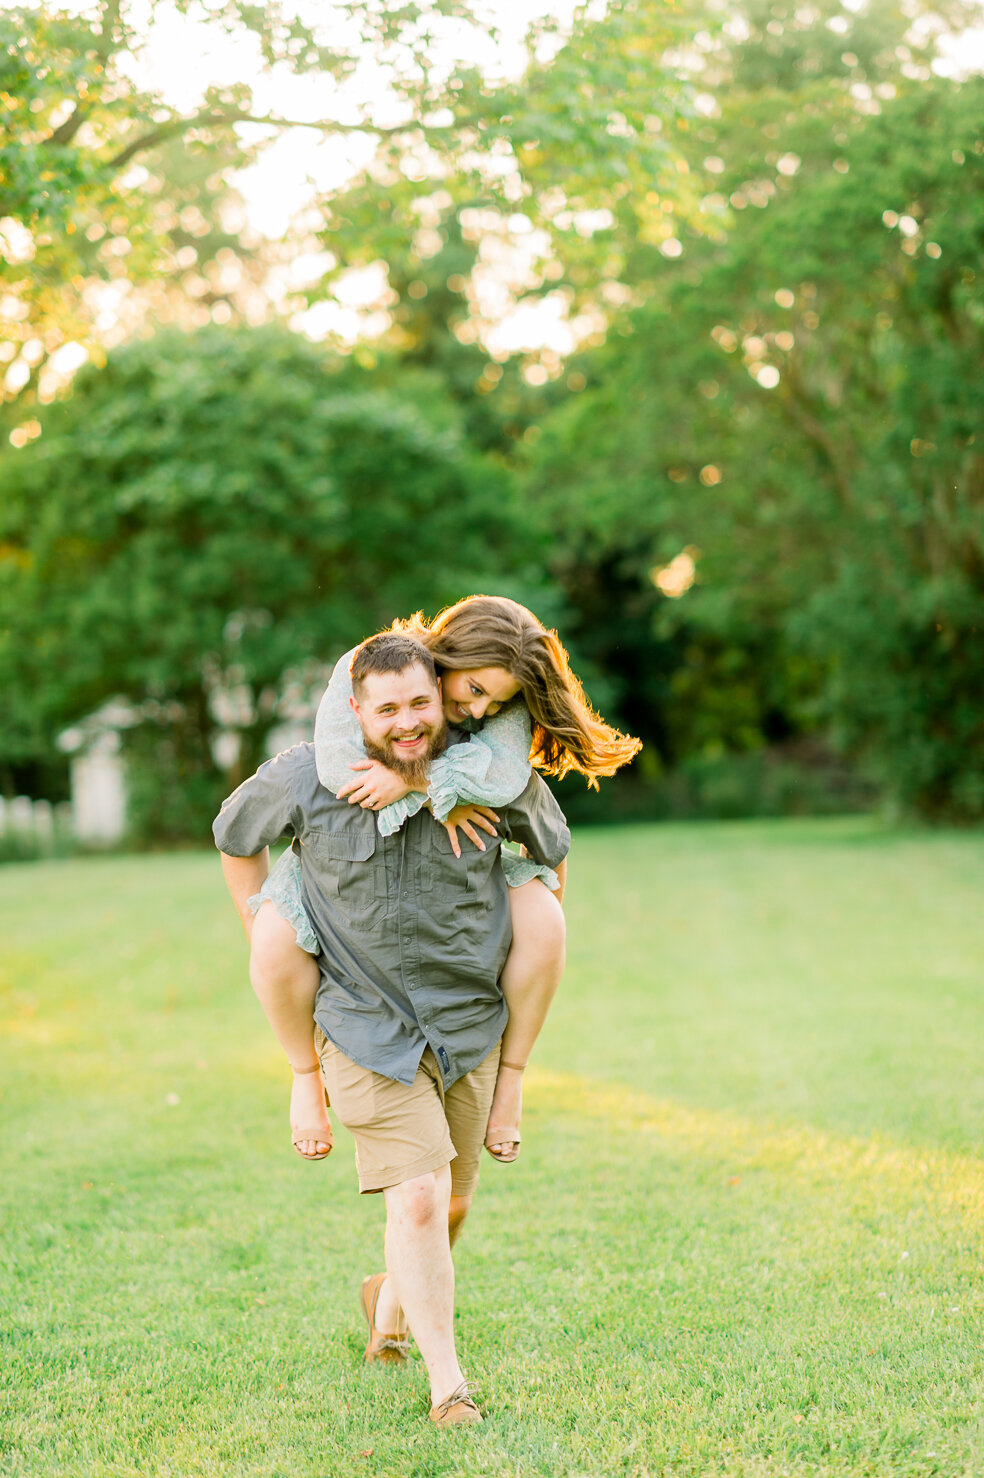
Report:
429,1380,482,1428
359,1273,410,1364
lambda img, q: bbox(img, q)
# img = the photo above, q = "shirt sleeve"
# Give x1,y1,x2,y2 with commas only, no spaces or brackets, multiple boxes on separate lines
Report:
313,646,429,837
497,771,571,872
212,747,303,857
427,703,534,822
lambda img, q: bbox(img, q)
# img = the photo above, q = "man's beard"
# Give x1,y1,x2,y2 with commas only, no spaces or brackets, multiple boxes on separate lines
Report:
364,720,448,792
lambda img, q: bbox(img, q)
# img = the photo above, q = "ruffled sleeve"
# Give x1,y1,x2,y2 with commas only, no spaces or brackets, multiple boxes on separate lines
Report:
313,648,428,837
427,702,533,822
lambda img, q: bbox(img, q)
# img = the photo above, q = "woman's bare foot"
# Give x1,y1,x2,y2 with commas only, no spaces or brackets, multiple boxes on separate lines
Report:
484,1061,526,1161
290,1064,333,1159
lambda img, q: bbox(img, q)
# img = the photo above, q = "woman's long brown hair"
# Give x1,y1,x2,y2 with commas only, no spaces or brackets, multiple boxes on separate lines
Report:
394,595,641,787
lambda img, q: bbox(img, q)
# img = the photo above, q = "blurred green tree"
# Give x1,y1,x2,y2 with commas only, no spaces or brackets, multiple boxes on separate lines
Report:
305,0,705,369
0,324,540,837
526,58,984,817
0,0,536,413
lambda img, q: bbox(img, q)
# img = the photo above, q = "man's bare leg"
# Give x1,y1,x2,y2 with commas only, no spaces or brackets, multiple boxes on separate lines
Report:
486,879,566,1157
249,902,330,1157
380,1167,467,1406
373,1191,472,1341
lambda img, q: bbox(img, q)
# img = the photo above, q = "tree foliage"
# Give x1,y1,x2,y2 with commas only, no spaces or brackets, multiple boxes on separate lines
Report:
525,35,984,817
0,324,541,835
3,0,982,828
0,0,536,409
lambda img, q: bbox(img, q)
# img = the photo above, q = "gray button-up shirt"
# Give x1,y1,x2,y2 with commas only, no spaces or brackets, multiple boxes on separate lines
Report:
213,739,570,1088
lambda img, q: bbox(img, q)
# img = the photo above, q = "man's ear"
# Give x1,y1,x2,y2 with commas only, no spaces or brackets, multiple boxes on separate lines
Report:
436,675,442,697
349,694,360,719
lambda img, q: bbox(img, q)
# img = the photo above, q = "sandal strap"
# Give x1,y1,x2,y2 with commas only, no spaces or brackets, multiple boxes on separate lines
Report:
292,1063,321,1075
485,1126,521,1144
499,1060,527,1072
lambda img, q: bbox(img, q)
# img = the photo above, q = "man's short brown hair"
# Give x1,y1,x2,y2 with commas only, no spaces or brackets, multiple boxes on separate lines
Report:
350,631,438,697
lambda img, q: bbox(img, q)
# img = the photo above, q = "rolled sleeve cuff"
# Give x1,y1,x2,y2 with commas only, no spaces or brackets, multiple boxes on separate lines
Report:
375,790,429,836
427,745,494,823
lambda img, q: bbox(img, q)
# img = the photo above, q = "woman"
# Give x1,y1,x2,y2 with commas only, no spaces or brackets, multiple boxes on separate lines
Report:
247,595,640,1162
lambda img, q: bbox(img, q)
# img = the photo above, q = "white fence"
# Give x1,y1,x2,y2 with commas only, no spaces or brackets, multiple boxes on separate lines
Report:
0,795,74,852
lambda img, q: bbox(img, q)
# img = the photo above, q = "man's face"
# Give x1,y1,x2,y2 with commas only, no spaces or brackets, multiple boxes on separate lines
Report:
350,663,448,783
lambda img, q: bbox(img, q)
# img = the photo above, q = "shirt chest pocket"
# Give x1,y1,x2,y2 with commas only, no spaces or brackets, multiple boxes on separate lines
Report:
304,826,384,914
425,823,496,901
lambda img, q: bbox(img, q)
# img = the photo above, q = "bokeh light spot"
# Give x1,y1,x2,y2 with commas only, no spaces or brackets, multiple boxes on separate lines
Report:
651,550,697,597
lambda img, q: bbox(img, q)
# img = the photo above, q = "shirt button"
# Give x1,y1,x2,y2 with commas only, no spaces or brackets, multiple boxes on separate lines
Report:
404,935,412,944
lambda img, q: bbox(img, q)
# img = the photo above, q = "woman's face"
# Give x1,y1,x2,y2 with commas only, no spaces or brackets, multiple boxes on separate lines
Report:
442,666,521,724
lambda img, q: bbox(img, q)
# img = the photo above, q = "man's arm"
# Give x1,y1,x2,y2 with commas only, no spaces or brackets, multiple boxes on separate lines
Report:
213,747,304,934
220,848,270,941
499,771,571,883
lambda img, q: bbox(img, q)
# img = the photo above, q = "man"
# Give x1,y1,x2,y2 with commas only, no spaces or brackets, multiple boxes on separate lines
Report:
214,632,570,1427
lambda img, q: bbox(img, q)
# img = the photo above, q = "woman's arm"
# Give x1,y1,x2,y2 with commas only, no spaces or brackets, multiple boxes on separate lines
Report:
313,647,428,834
314,648,374,792
427,702,533,821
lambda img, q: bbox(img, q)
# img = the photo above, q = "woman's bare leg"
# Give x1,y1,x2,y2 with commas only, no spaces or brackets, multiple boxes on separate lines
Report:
485,879,566,1158
249,901,330,1157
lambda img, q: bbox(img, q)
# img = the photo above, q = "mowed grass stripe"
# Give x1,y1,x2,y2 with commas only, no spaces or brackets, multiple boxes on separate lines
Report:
2,820,982,1477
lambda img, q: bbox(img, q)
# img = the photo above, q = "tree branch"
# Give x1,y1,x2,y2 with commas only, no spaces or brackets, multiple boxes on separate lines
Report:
49,103,89,147
95,0,123,61
107,109,418,171
778,361,857,513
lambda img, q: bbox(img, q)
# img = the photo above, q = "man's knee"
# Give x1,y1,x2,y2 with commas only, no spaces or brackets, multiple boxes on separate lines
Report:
388,1170,448,1230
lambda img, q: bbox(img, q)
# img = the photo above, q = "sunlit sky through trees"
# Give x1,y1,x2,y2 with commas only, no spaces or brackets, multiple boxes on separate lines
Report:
35,0,984,355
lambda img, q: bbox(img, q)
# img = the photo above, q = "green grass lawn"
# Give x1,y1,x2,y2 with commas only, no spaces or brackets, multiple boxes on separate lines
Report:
2,818,983,1477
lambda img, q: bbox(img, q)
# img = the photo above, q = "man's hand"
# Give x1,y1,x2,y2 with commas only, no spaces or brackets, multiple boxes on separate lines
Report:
441,804,500,859
337,759,414,810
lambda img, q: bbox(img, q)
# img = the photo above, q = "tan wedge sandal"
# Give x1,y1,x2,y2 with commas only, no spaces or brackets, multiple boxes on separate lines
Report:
291,1063,333,1160
483,1059,526,1163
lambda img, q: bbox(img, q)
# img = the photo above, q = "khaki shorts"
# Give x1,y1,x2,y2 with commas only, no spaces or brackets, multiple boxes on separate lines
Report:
315,1028,501,1197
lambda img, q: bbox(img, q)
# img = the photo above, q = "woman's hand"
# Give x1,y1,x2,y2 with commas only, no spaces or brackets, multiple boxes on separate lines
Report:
441,804,500,858
337,760,413,809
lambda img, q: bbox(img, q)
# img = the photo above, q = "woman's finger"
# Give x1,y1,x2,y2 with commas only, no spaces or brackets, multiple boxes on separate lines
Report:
443,824,462,859
462,823,486,852
349,760,373,771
